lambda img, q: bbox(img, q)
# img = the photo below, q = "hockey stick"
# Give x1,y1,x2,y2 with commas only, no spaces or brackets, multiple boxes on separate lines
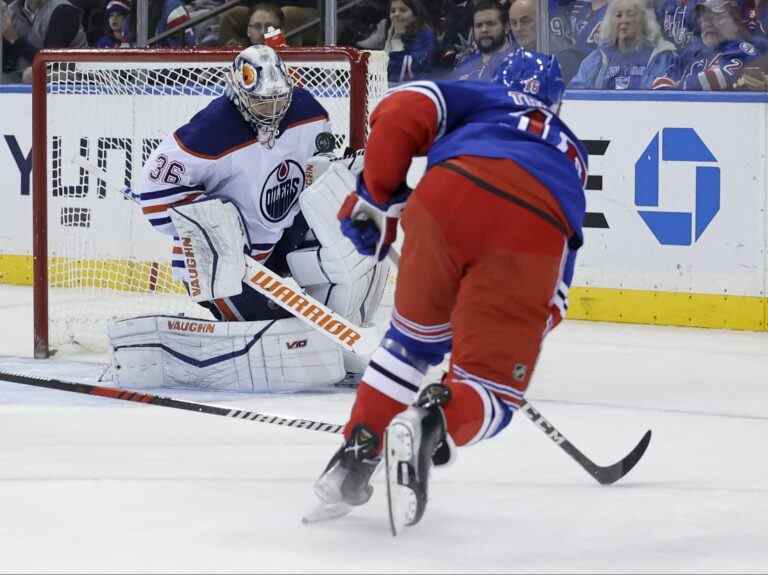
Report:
519,400,651,485
0,370,343,434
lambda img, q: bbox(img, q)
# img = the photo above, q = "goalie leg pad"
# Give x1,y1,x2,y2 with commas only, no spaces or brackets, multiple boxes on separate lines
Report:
169,199,247,302
108,315,345,393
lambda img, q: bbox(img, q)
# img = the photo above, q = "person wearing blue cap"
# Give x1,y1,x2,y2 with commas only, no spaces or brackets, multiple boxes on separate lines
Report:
95,0,129,47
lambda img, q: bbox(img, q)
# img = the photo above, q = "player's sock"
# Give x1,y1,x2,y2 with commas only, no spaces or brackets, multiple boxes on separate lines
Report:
343,344,425,450
441,371,514,446
343,383,407,453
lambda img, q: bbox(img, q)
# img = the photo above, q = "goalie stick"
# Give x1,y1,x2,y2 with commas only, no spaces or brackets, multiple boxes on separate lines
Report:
60,159,651,484
0,370,343,434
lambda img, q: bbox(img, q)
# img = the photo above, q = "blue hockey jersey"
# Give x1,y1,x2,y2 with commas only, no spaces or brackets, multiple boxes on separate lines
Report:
388,81,588,249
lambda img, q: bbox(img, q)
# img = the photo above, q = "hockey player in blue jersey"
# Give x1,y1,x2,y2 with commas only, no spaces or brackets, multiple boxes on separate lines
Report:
653,0,768,90
108,45,390,394
304,48,588,533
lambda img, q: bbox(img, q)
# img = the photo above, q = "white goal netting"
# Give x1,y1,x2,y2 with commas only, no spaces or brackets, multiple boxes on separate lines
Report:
38,49,389,354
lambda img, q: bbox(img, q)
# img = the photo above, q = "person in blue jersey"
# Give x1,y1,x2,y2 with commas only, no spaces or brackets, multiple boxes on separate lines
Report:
108,45,392,395
449,0,515,81
304,49,588,531
653,0,768,90
95,0,130,48
569,0,676,89
385,0,438,83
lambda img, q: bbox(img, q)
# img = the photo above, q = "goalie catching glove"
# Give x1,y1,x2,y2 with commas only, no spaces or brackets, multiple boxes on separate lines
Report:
337,176,410,261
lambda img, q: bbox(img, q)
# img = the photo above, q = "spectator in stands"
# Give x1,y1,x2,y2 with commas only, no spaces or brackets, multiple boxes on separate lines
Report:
218,0,256,47
507,0,534,50
246,2,284,45
437,0,475,68
569,0,676,89
653,0,768,90
743,0,768,36
449,0,514,80
95,0,129,47
123,0,194,47
570,0,608,55
506,0,584,82
219,1,317,48
385,0,438,83
1,0,87,82
356,0,437,81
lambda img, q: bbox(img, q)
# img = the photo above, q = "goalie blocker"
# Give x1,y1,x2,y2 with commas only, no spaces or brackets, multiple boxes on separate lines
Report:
108,161,390,392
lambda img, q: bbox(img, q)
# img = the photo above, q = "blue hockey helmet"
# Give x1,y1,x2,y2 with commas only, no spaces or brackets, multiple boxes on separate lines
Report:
492,48,566,112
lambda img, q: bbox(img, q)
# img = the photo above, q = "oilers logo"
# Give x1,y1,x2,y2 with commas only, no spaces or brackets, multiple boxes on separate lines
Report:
260,159,305,222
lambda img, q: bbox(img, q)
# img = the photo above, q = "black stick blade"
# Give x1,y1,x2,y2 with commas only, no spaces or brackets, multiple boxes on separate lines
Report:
564,430,652,485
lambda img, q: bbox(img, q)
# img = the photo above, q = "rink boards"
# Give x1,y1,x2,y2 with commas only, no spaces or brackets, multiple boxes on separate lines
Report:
0,87,766,330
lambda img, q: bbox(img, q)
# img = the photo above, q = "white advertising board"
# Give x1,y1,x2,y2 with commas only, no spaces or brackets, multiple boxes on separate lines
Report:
0,93,33,254
562,98,767,298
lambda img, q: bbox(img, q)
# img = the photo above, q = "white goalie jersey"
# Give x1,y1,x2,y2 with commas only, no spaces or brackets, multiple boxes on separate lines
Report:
137,88,332,271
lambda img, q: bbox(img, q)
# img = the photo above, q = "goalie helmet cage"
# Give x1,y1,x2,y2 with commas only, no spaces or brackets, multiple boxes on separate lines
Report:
32,48,389,359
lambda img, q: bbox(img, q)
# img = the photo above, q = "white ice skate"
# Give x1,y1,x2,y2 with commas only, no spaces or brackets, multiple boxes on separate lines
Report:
384,384,449,536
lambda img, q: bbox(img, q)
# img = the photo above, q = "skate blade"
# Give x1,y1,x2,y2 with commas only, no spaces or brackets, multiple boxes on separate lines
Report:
302,501,353,524
384,422,418,537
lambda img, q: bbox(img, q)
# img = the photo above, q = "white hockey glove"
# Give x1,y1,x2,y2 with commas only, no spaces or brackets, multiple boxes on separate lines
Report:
338,176,410,262
291,161,377,286
290,160,392,329
304,148,365,188
169,199,247,302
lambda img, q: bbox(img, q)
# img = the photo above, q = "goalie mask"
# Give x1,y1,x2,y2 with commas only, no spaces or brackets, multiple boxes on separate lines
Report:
225,45,293,147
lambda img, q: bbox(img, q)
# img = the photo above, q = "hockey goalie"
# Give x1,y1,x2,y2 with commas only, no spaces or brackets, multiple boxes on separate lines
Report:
107,45,390,393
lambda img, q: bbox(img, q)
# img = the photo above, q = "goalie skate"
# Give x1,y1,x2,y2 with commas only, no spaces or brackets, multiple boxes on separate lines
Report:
384,384,449,536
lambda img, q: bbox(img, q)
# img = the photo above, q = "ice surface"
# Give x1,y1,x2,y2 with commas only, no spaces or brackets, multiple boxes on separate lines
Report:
1,285,767,573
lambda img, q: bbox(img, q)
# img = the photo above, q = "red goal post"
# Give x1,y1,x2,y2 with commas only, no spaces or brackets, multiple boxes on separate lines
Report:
32,47,388,358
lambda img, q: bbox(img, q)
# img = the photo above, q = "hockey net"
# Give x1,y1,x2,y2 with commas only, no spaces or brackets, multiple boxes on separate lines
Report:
32,48,389,358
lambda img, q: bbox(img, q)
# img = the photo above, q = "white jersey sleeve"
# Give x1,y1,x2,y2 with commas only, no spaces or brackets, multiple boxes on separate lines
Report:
138,136,215,238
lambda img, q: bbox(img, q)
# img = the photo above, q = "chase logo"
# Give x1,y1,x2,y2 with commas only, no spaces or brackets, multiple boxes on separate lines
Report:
634,128,720,246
